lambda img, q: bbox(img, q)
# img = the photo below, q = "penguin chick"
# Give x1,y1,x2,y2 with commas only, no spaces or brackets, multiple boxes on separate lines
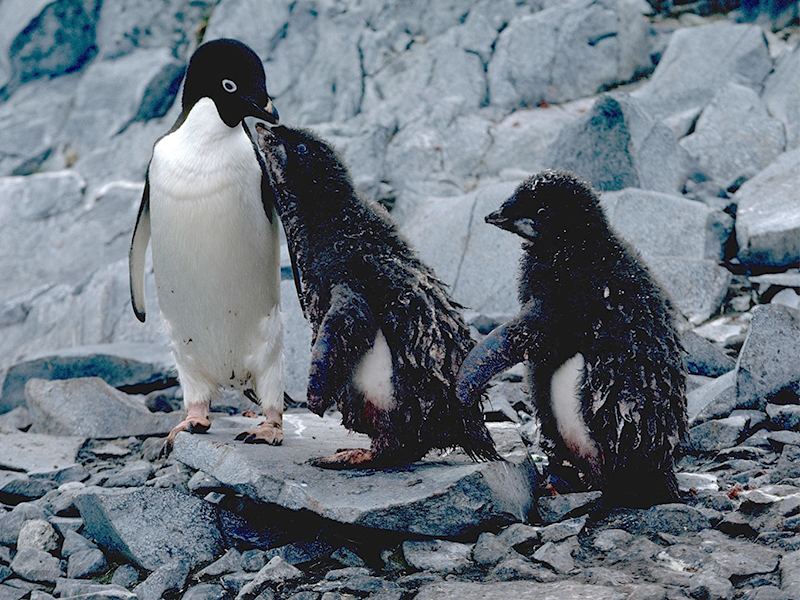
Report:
129,39,285,453
255,124,500,469
456,170,687,508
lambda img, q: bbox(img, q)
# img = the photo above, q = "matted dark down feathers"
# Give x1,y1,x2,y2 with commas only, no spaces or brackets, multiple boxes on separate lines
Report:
256,124,498,464
459,170,687,507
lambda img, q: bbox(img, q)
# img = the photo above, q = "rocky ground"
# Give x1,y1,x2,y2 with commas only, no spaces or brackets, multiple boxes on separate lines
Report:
1,0,800,598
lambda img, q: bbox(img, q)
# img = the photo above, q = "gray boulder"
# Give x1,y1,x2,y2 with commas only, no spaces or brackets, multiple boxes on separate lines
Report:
1,343,174,414
24,377,182,438
600,188,732,323
547,93,692,194
689,414,749,454
680,83,785,191
479,99,595,178
17,519,60,553
172,413,538,538
0,0,100,96
763,43,800,151
49,48,183,172
400,179,523,317
0,74,80,176
487,0,650,109
784,550,800,599
235,557,302,600
736,304,800,409
630,22,772,129
67,548,109,579
735,148,800,268
10,546,65,583
687,371,737,425
133,562,190,600
74,487,224,571
93,0,217,62
682,330,736,377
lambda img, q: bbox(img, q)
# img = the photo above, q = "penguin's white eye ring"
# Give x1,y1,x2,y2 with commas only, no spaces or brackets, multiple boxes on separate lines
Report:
222,79,237,93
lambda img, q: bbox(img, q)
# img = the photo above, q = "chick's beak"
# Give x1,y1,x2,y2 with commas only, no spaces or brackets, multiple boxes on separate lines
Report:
485,209,511,229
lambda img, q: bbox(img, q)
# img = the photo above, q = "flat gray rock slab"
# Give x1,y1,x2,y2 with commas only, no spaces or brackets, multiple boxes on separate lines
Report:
415,580,627,600
25,377,182,438
0,431,84,473
172,414,538,538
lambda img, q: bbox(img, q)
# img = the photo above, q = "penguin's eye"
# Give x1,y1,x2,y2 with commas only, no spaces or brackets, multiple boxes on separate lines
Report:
296,143,308,155
537,207,546,215
221,79,237,93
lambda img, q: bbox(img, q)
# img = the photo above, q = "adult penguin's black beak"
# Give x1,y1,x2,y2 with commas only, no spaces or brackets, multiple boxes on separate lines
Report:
250,97,279,124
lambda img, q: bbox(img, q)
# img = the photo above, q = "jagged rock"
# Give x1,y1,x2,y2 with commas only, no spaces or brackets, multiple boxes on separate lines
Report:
0,0,100,96
1,341,174,415
764,44,800,151
736,304,800,409
541,517,588,544
109,564,139,590
9,547,65,583
24,377,181,438
686,573,733,600
415,580,627,600
399,179,522,316
102,461,154,488
735,148,800,268
591,529,634,552
61,531,97,559
67,549,108,579
195,549,242,580
784,550,800,598
615,504,711,536
688,371,737,424
537,492,601,525
532,540,575,574
680,83,785,191
133,562,190,600
689,414,750,454
235,557,302,600
489,557,557,583
487,0,650,109
172,412,538,538
0,584,26,600
402,540,472,574
74,487,224,571
471,532,518,567
767,404,800,432
682,331,736,377
600,187,732,323
17,519,59,553
772,446,800,484
548,94,692,195
630,22,772,128
264,540,333,566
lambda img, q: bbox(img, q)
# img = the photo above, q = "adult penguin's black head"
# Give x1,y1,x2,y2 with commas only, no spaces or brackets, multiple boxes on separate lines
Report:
181,38,279,128
485,170,606,243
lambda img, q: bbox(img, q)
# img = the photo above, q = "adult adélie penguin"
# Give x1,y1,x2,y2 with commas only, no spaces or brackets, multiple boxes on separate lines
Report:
129,38,285,453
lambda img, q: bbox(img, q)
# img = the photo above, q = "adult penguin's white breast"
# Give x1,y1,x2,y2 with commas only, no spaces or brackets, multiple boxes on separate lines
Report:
148,98,281,385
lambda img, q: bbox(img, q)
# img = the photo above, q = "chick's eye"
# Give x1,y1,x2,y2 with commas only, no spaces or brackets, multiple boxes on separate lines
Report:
222,79,237,93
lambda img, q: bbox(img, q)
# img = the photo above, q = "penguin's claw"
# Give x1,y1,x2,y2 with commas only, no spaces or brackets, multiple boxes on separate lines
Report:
310,448,378,470
235,420,283,445
160,415,212,457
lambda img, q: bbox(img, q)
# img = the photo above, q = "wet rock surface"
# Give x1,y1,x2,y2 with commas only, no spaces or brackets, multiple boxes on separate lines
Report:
0,0,799,599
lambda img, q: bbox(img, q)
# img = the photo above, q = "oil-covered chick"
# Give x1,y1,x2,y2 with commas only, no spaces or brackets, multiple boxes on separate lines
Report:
457,170,687,507
256,124,499,469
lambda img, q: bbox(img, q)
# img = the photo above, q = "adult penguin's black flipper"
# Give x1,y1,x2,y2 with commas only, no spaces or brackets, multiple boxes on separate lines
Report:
129,178,151,323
